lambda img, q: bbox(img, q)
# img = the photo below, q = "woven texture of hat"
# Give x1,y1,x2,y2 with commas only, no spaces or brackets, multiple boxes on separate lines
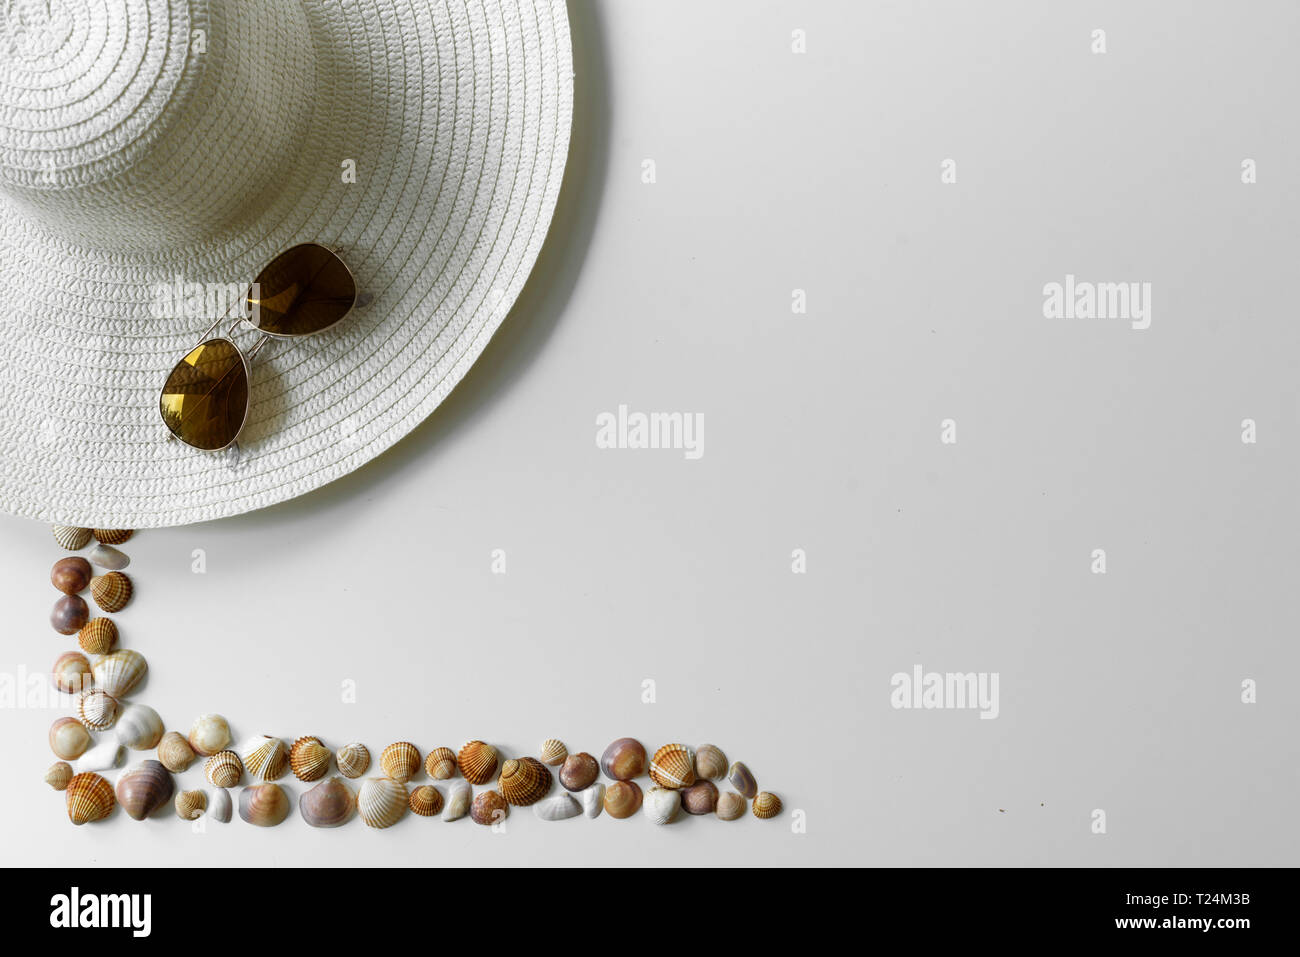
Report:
0,0,573,527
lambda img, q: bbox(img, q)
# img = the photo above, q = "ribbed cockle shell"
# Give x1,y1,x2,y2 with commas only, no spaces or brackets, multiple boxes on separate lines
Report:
290,736,331,782
498,757,552,806
380,741,420,783
46,762,73,791
91,648,146,699
175,789,206,820
649,743,696,789
77,618,117,655
52,525,92,550
335,742,370,778
752,791,783,819
90,572,133,613
539,738,567,766
239,735,288,781
66,772,115,824
409,785,444,817
93,529,133,545
157,731,196,772
425,746,457,780
357,777,408,828
205,750,243,788
457,740,498,785
76,689,117,730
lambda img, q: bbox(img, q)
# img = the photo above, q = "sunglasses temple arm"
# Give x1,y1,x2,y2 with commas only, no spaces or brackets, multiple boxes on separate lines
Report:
245,334,272,362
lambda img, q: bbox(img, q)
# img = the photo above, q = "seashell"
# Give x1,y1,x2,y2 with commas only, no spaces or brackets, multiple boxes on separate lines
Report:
300,777,356,827
90,572,133,613
471,789,509,826
46,761,73,791
694,744,727,781
157,731,196,772
457,740,499,785
205,750,243,788
50,716,91,760
643,786,682,825
425,746,457,779
539,738,568,766
88,543,130,571
727,761,757,799
290,736,331,782
72,738,125,774
559,751,599,792
77,617,117,655
534,793,581,821
53,525,93,550
649,743,696,789
442,780,472,822
208,787,232,823
498,757,552,806
66,772,115,824
93,529,134,545
175,789,206,820
115,760,174,821
357,777,408,829
579,783,605,819
409,785,444,817
51,594,89,634
240,734,288,781
681,779,719,815
238,783,290,827
51,556,93,594
752,791,782,819
76,688,118,730
91,648,147,699
51,651,92,694
600,737,647,781
603,780,643,819
114,703,164,750
380,741,420,783
188,713,231,756
335,742,370,779
715,792,746,821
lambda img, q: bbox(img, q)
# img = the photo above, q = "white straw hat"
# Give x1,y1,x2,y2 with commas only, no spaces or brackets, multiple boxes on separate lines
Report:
0,0,572,527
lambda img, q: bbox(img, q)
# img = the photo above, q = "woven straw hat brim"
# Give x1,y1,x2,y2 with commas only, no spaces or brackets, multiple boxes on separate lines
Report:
0,0,572,527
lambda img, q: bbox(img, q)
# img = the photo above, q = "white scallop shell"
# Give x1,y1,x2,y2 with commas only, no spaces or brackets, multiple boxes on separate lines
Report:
643,786,682,825
72,738,125,774
579,782,605,819
91,649,147,699
207,787,232,824
442,780,472,822
534,793,582,821
114,703,164,750
357,777,408,829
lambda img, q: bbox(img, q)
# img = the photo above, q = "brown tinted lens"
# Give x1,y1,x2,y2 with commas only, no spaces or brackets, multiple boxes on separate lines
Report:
159,338,249,450
249,243,356,337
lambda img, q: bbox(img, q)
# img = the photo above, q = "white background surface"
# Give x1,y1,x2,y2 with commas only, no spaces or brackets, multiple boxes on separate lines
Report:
2,0,1298,866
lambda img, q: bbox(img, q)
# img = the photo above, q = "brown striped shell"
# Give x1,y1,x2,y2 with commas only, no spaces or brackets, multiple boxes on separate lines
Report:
52,525,92,550
649,743,696,789
498,757,552,806
66,772,115,824
51,651,92,695
157,731,197,772
205,750,244,788
90,572,132,613
457,740,499,785
115,760,174,821
93,529,134,545
46,762,73,790
76,689,117,730
380,741,420,783
424,746,457,780
335,742,370,779
76,618,117,655
240,735,288,781
290,736,331,782
539,738,567,766
175,789,206,820
409,785,444,817
752,791,782,819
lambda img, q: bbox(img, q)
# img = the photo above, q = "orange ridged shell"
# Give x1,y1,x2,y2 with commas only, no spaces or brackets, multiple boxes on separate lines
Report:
409,785,444,816
457,740,498,785
66,772,115,824
76,617,117,655
90,572,132,613
425,746,457,779
752,791,782,819
380,741,420,783
93,529,134,545
205,750,244,788
649,743,696,789
498,757,552,806
290,736,331,782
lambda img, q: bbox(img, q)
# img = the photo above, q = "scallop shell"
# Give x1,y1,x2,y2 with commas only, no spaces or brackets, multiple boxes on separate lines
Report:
72,738,125,774
579,783,605,819
380,741,420,783
290,736,331,782
114,703,164,750
534,793,581,822
727,761,757,799
77,618,117,655
51,556,93,594
442,780,472,822
559,751,599,792
694,744,727,781
175,789,206,820
539,738,567,766
409,785,444,817
91,648,146,699
470,789,508,826
752,791,782,819
239,783,290,827
715,791,746,821
90,572,133,613
50,716,91,760
51,594,89,634
649,743,696,789
603,781,643,819
357,777,408,829
188,713,231,756
46,761,73,791
208,787,233,823
240,735,288,781
88,543,130,571
66,772,115,824
300,776,356,827
643,786,682,825
115,760,174,821
457,740,499,785
600,737,647,781
424,746,457,780
93,529,134,545
335,742,370,779
52,525,92,550
498,757,552,806
681,779,719,815
51,651,92,695
205,750,244,788
76,689,118,730
157,731,197,772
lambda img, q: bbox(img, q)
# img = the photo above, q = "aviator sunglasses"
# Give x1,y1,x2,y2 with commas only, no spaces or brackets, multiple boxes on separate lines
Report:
159,243,359,451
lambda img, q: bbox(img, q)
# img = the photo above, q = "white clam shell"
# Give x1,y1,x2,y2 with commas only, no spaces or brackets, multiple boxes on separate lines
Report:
114,703,164,750
579,783,605,819
643,786,682,825
91,649,147,699
72,738,125,774
357,777,408,829
442,780,472,822
87,543,130,570
534,793,582,821
207,787,232,824
188,713,231,756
